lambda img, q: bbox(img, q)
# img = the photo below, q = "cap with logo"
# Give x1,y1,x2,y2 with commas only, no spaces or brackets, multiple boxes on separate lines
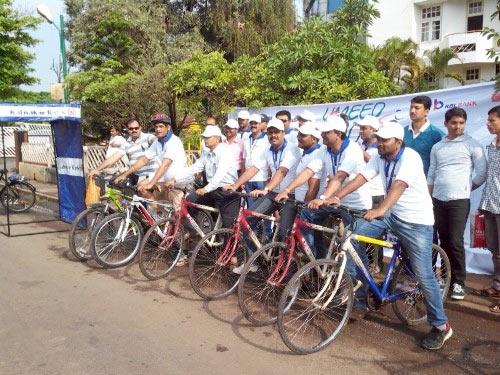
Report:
267,118,285,131
322,115,347,133
249,114,262,123
224,119,239,129
354,115,380,131
295,110,315,122
237,110,250,120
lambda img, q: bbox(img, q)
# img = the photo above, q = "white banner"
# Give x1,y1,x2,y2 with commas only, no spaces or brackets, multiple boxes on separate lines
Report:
243,82,499,274
56,157,84,178
0,103,81,122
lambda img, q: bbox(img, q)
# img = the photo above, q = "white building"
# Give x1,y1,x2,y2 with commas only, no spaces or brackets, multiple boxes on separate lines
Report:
301,0,500,88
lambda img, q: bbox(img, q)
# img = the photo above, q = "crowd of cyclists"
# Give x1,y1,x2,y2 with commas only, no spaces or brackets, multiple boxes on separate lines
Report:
86,97,500,352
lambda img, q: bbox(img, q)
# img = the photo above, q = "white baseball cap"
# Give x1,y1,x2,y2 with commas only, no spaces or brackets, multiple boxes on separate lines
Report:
267,118,284,131
224,119,239,129
237,110,250,120
375,121,404,140
322,115,347,133
295,110,315,122
298,121,321,140
249,114,262,123
201,125,223,138
354,115,380,131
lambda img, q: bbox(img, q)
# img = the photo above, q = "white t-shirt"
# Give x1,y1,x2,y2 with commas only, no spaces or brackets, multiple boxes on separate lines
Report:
265,141,302,193
361,147,434,225
322,141,372,210
294,144,324,202
364,146,385,197
106,135,127,158
284,128,299,146
243,132,270,182
144,133,190,184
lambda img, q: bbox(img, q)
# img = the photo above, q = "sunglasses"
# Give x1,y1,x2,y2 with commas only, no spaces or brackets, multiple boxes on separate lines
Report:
128,127,140,131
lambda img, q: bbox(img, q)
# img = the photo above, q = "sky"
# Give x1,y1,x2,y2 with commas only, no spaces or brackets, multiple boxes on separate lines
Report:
13,0,67,92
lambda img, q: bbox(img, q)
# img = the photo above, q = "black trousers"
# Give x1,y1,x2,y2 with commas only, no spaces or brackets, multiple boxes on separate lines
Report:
186,189,240,228
433,198,470,286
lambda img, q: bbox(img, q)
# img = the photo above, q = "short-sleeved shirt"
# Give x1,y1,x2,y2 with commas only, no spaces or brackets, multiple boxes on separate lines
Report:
479,140,500,214
226,137,244,171
143,132,190,183
284,128,299,146
363,145,385,197
294,144,324,202
322,141,372,210
360,147,434,225
117,132,156,177
264,141,302,193
243,132,270,181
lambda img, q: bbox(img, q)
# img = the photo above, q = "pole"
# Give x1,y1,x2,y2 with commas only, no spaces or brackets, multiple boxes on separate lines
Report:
59,14,69,103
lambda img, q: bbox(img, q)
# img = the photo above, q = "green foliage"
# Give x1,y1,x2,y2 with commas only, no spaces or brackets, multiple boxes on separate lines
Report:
480,3,500,89
0,0,41,98
1,89,54,103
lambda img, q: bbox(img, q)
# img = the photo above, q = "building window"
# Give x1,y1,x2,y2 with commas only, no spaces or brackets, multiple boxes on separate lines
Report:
467,1,483,31
465,68,480,81
421,6,441,42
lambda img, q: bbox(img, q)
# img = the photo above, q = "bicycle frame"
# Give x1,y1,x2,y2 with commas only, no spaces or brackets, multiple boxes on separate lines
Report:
215,205,277,266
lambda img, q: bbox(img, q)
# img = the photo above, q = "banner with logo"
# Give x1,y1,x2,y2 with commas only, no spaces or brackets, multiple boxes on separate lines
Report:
239,82,499,274
0,103,84,223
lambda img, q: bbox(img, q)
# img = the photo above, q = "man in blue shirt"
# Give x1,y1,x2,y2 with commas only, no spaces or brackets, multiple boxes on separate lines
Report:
404,95,444,176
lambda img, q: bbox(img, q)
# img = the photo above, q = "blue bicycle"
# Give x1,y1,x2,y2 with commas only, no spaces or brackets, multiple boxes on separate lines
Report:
276,205,451,354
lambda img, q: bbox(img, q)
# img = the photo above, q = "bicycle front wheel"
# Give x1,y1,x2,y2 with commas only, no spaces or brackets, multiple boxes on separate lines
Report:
238,242,297,326
91,212,143,268
277,259,353,355
69,205,108,261
138,218,183,280
0,182,36,212
390,244,451,326
189,228,245,300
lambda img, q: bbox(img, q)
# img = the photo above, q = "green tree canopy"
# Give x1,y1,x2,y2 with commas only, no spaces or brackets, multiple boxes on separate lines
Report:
0,0,40,98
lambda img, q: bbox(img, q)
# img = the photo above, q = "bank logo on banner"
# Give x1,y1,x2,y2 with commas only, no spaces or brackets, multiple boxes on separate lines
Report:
56,157,84,177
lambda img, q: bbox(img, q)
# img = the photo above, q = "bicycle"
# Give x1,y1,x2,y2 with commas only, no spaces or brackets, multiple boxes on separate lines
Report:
0,169,36,213
237,200,343,326
276,205,451,354
188,192,279,300
137,189,221,280
89,184,179,268
68,175,129,261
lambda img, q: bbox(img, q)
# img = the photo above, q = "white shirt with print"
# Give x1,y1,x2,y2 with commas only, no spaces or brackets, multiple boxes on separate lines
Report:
243,133,270,182
265,141,302,193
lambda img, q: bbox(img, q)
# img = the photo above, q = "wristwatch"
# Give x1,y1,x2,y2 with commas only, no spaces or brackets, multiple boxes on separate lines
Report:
319,194,327,201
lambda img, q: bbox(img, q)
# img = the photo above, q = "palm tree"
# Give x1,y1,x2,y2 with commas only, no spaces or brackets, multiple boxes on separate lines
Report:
374,37,419,85
422,47,464,88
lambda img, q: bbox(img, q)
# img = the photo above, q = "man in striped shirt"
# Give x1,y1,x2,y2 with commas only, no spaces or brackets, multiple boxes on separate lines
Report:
88,118,156,183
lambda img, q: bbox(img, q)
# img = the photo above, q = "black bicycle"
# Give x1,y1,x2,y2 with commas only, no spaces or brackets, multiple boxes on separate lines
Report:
0,169,36,213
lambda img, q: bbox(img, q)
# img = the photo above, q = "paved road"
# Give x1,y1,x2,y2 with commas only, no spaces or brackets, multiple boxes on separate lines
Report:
0,232,498,375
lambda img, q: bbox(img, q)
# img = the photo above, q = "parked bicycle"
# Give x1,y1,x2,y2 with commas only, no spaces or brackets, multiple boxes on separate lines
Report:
276,205,451,354
0,169,36,213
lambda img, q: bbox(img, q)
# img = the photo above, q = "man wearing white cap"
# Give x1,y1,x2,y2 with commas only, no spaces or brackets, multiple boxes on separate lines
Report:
275,121,325,204
240,114,270,208
301,115,372,258
237,110,251,140
331,121,452,351
223,119,244,173
295,110,315,127
276,110,299,146
164,125,240,230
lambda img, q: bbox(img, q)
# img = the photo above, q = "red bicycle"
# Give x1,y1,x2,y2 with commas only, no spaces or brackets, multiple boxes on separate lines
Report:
237,200,343,326
188,192,278,300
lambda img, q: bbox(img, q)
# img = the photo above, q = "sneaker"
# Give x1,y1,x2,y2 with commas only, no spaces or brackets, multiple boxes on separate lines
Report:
176,254,188,267
420,323,453,350
450,283,465,300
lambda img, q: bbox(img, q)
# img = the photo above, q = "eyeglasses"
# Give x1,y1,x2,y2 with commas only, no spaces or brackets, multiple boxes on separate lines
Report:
128,127,140,131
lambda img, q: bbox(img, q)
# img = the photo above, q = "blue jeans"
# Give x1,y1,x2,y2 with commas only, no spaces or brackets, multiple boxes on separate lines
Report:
348,213,448,327
300,206,353,258
245,181,272,238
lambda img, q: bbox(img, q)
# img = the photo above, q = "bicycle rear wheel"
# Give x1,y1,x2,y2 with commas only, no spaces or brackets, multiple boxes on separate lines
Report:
189,228,245,300
91,212,143,268
277,259,353,355
238,242,298,326
138,218,183,280
69,205,108,261
390,244,451,326
0,182,36,212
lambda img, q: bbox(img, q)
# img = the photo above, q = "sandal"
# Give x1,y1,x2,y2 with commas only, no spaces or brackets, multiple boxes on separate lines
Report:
489,304,500,314
475,287,500,299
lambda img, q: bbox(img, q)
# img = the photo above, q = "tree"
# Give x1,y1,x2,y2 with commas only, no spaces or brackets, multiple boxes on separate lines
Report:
0,0,40,98
422,47,464,88
375,37,419,85
481,3,500,89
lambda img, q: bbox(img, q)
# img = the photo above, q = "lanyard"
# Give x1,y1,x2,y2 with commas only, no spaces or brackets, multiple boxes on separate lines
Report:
238,129,251,139
158,131,173,151
302,143,321,156
362,140,377,151
383,147,405,190
328,138,350,176
270,140,287,170
249,132,265,147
